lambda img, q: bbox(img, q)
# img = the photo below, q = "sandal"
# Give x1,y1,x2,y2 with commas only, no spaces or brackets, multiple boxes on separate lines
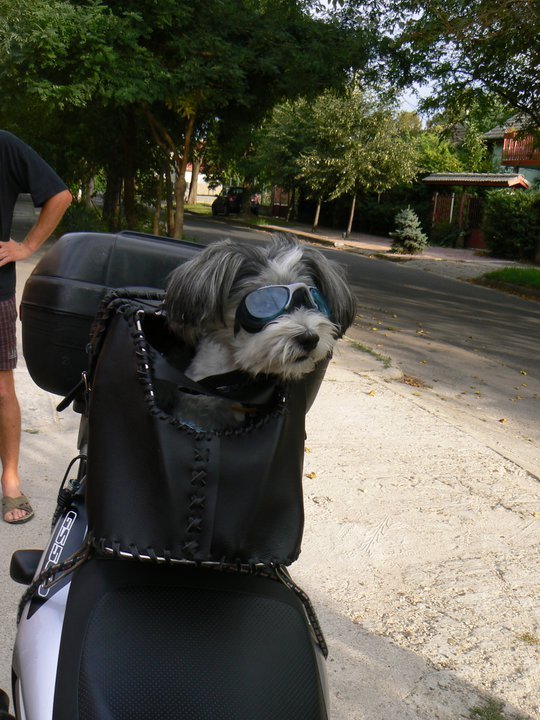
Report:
2,494,34,525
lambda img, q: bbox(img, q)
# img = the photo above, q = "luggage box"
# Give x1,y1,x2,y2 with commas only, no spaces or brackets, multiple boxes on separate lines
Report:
21,231,203,396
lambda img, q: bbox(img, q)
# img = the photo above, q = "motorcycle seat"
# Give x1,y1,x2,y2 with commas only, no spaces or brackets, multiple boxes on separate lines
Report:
52,558,328,719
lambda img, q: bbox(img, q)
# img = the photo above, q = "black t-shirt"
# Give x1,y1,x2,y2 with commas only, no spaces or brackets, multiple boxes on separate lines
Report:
0,130,67,299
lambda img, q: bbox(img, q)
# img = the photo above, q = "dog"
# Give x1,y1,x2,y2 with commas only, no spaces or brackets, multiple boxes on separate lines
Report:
161,234,356,430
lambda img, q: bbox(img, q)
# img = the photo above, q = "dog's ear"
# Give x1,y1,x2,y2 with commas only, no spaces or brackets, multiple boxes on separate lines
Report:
164,240,263,335
301,247,356,336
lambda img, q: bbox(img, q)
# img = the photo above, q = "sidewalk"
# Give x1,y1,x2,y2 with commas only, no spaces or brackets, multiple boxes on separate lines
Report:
254,220,532,281
0,204,538,719
204,212,533,286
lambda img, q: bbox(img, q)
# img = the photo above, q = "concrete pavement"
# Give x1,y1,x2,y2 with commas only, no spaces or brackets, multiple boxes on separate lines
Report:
0,200,538,719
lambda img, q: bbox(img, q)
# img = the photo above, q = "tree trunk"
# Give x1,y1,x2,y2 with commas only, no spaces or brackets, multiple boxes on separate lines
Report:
122,121,138,229
145,110,195,240
153,173,163,235
165,166,174,236
286,187,296,222
312,198,322,232
187,156,201,205
238,182,255,222
81,177,94,209
344,193,357,238
173,114,196,239
123,173,137,228
103,170,122,232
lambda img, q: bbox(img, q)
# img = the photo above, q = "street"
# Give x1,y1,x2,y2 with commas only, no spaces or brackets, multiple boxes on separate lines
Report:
185,216,540,477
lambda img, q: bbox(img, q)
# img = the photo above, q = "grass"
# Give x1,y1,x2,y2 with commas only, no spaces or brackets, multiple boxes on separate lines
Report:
348,340,392,368
470,699,526,720
480,267,540,289
184,203,298,229
517,631,540,645
253,216,296,228
184,204,212,216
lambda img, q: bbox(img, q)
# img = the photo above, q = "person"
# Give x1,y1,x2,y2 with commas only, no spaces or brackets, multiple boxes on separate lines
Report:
250,192,260,216
0,130,72,524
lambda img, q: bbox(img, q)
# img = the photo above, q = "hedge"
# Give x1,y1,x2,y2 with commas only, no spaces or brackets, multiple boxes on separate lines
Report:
482,190,540,261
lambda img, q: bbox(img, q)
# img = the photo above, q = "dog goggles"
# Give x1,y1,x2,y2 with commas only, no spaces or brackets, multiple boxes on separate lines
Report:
235,283,331,333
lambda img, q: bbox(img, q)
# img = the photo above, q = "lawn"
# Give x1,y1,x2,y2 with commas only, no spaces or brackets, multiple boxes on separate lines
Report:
184,204,212,216
481,267,540,289
185,203,295,228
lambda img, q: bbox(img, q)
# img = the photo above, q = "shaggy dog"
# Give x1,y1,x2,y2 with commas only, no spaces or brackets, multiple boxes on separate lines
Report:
161,235,355,430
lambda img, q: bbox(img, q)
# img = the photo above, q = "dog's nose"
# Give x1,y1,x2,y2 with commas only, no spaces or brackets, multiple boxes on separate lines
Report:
296,332,319,352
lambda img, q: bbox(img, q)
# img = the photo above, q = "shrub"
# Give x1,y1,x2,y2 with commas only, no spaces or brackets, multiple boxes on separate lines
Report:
482,190,540,261
429,222,464,247
58,201,108,235
389,206,428,254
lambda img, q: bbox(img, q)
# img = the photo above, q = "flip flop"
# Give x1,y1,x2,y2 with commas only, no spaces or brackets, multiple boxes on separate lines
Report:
2,494,35,525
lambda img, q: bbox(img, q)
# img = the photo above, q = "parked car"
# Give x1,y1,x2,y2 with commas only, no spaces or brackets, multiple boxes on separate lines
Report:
212,187,261,216
211,187,243,216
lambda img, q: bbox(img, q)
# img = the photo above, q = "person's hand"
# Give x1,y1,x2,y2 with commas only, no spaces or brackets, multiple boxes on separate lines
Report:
0,239,33,266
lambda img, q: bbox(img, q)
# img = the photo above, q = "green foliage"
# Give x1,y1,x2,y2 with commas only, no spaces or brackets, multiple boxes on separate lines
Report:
456,120,492,172
0,0,367,234
57,201,107,235
251,98,313,191
469,697,526,720
482,190,540,261
297,83,419,202
429,222,464,247
366,0,540,128
415,132,464,174
482,268,540,290
389,206,428,254
356,197,403,235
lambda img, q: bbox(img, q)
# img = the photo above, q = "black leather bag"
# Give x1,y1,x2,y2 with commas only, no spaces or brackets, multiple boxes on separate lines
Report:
85,293,328,567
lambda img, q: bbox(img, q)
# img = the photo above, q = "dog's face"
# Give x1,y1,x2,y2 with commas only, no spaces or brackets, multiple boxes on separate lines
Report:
164,235,356,380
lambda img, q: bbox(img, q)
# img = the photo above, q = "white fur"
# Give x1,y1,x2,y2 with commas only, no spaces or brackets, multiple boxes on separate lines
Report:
163,236,355,431
187,309,336,381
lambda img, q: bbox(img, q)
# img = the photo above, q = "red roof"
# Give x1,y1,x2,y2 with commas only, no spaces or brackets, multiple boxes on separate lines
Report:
422,173,530,189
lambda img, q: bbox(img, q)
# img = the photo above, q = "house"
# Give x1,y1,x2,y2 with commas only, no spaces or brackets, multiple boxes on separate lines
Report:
184,163,222,204
483,115,540,187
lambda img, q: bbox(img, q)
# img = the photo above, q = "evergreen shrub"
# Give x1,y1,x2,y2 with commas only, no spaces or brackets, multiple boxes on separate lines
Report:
390,206,428,254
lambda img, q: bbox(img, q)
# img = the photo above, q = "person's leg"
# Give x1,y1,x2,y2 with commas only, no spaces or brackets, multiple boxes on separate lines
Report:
0,369,25,521
0,296,31,523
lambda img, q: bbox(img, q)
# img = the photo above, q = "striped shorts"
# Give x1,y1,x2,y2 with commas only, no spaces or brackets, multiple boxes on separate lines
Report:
0,296,18,370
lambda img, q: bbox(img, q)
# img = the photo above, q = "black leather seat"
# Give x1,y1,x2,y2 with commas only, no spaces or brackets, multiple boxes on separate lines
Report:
53,559,328,719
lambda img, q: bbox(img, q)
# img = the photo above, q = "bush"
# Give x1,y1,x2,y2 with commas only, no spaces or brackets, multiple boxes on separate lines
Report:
296,187,431,238
429,222,464,247
482,190,540,261
58,201,108,235
389,206,428,254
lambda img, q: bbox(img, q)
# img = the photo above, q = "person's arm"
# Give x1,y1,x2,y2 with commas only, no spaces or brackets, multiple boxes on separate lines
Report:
0,189,72,267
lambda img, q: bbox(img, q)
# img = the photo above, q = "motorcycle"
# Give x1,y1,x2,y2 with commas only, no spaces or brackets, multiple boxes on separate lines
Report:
5,232,330,719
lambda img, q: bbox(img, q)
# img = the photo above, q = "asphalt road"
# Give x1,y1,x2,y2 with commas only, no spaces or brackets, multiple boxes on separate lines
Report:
185,216,540,476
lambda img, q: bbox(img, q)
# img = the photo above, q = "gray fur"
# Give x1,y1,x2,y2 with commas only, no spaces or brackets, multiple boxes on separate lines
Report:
162,235,356,431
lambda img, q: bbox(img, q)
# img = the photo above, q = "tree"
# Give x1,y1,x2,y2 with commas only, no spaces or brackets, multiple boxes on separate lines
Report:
336,0,540,129
0,0,366,236
251,99,313,220
415,132,464,174
298,84,419,236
